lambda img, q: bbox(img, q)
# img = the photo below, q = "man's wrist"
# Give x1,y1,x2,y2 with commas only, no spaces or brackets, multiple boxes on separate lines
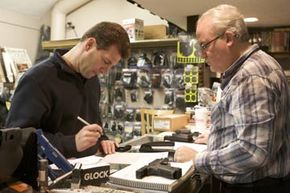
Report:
99,134,109,141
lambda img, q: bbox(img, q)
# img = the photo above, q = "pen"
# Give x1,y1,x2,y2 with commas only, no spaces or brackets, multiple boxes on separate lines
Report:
77,116,103,135
77,116,90,126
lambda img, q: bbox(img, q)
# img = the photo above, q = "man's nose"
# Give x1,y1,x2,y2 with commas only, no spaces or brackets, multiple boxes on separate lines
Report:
199,50,207,59
103,65,113,74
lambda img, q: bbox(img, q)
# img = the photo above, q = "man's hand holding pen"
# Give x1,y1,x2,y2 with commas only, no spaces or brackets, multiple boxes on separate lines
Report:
76,116,118,154
75,123,103,152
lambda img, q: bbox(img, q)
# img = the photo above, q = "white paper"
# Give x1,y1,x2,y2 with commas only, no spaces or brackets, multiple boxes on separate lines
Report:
102,152,168,165
68,155,104,169
50,155,105,170
110,159,193,185
174,142,207,152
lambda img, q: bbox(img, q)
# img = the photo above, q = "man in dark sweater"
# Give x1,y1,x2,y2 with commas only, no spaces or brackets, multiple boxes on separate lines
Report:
5,22,130,158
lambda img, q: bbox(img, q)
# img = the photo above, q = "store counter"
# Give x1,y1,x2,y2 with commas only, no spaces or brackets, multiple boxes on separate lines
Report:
51,134,208,193
116,134,208,193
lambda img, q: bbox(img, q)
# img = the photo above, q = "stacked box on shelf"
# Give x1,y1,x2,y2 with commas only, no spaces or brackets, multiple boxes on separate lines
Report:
122,18,144,42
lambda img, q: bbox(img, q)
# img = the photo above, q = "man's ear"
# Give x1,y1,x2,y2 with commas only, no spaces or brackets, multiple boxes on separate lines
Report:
85,37,96,51
225,31,235,46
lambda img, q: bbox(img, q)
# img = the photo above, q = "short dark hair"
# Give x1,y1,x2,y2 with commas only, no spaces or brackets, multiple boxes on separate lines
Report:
81,21,131,59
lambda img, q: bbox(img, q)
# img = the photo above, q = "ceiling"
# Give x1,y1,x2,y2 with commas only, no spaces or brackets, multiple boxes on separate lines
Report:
0,0,58,17
0,0,289,29
133,0,290,29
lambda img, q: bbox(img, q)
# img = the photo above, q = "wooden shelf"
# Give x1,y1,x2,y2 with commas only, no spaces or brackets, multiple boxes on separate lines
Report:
131,38,178,48
42,38,178,50
42,38,80,50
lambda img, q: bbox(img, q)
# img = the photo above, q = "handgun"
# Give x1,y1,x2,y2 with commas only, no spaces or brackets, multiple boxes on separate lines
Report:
136,158,182,179
164,133,194,143
164,132,201,143
139,141,175,153
116,145,132,152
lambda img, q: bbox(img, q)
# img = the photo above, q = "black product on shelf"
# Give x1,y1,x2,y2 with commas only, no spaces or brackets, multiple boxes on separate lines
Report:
125,108,135,121
130,90,138,102
135,109,141,122
137,53,152,68
122,69,138,89
128,56,138,68
175,94,186,112
143,89,154,104
153,51,169,68
174,69,185,89
151,69,161,88
113,100,126,120
137,69,151,88
113,86,124,101
161,69,174,88
164,89,174,106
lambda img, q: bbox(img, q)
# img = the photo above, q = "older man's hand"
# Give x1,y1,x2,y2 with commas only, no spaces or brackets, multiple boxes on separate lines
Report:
174,146,198,163
194,130,209,144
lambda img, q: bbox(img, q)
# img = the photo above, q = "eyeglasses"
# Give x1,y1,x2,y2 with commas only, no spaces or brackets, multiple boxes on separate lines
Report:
195,33,224,57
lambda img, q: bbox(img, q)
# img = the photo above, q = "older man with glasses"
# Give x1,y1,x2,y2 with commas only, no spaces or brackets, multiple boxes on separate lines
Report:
175,4,290,193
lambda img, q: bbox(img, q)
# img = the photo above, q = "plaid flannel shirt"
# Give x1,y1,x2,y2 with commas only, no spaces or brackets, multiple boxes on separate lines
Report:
195,44,290,184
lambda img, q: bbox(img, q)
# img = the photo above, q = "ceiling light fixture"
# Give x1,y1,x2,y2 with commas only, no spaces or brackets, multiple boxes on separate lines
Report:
244,17,259,23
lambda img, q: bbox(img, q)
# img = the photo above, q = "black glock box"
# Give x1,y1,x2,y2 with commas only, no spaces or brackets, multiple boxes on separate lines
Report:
80,163,110,186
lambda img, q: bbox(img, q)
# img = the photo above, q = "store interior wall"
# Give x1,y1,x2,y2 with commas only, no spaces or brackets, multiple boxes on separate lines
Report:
0,0,168,63
65,0,168,39
0,7,51,63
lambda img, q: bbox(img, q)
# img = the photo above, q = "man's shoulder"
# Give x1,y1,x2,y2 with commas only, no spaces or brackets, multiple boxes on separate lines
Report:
239,50,274,73
27,57,58,76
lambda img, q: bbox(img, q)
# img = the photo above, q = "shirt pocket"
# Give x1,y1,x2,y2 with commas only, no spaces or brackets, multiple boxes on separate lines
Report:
214,96,236,127
209,96,236,148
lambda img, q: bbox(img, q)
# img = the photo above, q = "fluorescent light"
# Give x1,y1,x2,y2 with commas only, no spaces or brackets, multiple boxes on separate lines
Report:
244,17,259,23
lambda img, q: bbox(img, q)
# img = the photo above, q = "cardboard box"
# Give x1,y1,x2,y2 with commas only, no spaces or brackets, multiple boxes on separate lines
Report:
153,114,188,132
122,18,144,41
144,25,168,39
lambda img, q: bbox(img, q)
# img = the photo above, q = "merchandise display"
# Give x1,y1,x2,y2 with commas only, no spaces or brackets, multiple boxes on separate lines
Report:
94,34,209,143
2,2,290,193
